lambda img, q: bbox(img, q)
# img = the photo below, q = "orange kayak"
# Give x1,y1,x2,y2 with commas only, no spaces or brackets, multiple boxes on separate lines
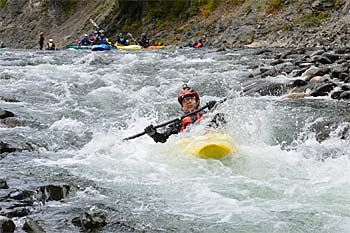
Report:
144,45,165,50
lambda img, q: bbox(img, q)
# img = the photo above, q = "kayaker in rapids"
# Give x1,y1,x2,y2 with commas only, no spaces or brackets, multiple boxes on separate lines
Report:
144,85,224,143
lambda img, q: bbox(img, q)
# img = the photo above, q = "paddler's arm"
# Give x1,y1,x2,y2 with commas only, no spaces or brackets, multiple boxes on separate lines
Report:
144,120,181,143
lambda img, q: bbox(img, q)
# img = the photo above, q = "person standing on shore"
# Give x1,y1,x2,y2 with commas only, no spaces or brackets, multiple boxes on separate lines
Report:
38,32,45,50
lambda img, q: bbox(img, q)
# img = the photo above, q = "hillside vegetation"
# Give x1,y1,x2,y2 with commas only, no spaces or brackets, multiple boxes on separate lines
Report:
0,0,350,49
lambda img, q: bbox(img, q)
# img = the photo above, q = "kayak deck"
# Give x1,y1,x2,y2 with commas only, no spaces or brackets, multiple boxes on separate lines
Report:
179,130,238,159
196,143,232,159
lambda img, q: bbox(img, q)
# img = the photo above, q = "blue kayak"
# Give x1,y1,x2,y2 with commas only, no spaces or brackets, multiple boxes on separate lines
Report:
91,44,112,51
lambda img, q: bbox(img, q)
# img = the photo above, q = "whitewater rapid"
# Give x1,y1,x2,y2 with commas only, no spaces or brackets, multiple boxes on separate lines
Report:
1,48,350,232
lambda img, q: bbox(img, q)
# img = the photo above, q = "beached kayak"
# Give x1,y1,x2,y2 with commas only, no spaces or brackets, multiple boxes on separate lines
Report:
144,45,165,50
116,45,142,50
179,130,238,159
66,45,90,50
91,44,112,51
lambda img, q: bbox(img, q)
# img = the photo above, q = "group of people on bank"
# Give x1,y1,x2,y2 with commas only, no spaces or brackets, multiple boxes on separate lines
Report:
78,29,113,46
38,29,205,50
77,30,151,48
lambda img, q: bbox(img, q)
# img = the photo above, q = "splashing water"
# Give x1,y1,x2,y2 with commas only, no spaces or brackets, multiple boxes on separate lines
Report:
1,48,350,232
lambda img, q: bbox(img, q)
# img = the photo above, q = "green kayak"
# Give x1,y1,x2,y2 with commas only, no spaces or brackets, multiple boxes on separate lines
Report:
66,45,90,50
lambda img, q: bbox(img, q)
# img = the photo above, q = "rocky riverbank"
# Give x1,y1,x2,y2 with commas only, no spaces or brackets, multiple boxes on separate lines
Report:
1,1,350,49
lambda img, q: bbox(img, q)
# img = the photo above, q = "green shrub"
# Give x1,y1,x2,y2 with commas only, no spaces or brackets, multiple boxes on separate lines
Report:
265,0,282,14
294,11,329,28
155,20,165,29
0,0,7,9
62,0,78,15
335,0,344,8
195,31,203,36
269,0,282,9
244,4,253,15
281,23,291,31
201,0,220,17
224,0,246,5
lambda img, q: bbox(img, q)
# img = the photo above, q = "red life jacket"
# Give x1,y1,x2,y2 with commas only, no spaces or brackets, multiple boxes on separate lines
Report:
194,42,203,48
180,113,202,132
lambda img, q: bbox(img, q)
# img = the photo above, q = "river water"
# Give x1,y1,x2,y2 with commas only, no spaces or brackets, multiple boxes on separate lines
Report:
1,48,350,232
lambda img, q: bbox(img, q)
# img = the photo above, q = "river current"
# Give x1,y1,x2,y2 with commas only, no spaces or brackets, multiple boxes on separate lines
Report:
1,48,350,232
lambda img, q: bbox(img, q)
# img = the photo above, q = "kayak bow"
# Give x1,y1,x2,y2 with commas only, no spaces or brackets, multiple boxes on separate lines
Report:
180,130,238,159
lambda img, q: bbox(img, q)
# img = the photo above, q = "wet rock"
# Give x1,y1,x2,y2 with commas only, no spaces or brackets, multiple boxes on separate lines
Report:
287,92,311,99
270,59,284,66
322,52,339,62
274,62,296,74
216,47,226,52
3,207,31,218
310,83,337,97
1,190,34,218
309,76,329,83
0,183,72,219
330,90,343,99
37,184,70,202
242,80,291,96
0,110,15,119
0,141,16,154
331,63,349,79
0,216,16,233
312,0,335,10
1,117,22,128
72,206,108,230
8,190,34,201
334,47,350,54
311,55,332,64
292,79,308,87
260,67,279,78
290,68,308,77
310,49,326,57
0,180,9,189
0,96,19,102
338,73,350,82
341,85,350,91
299,62,314,68
339,91,350,100
302,66,320,79
23,218,46,233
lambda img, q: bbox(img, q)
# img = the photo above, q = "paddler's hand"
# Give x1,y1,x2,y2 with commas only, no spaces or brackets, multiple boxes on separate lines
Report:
144,125,156,136
207,100,217,110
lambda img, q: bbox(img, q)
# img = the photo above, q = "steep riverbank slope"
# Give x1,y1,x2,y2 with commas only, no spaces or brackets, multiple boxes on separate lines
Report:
0,0,350,49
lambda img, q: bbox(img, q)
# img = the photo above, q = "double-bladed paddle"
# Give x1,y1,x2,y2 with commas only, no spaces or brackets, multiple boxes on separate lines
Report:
123,98,227,141
89,19,99,29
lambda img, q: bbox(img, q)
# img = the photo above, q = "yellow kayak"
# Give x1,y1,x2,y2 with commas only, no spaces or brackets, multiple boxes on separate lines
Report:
116,45,142,50
180,130,238,159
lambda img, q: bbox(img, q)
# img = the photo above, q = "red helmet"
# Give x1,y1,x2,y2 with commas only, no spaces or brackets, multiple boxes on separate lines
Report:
178,87,200,106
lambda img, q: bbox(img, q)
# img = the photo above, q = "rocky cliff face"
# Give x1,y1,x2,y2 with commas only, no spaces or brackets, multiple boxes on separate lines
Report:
1,0,350,49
